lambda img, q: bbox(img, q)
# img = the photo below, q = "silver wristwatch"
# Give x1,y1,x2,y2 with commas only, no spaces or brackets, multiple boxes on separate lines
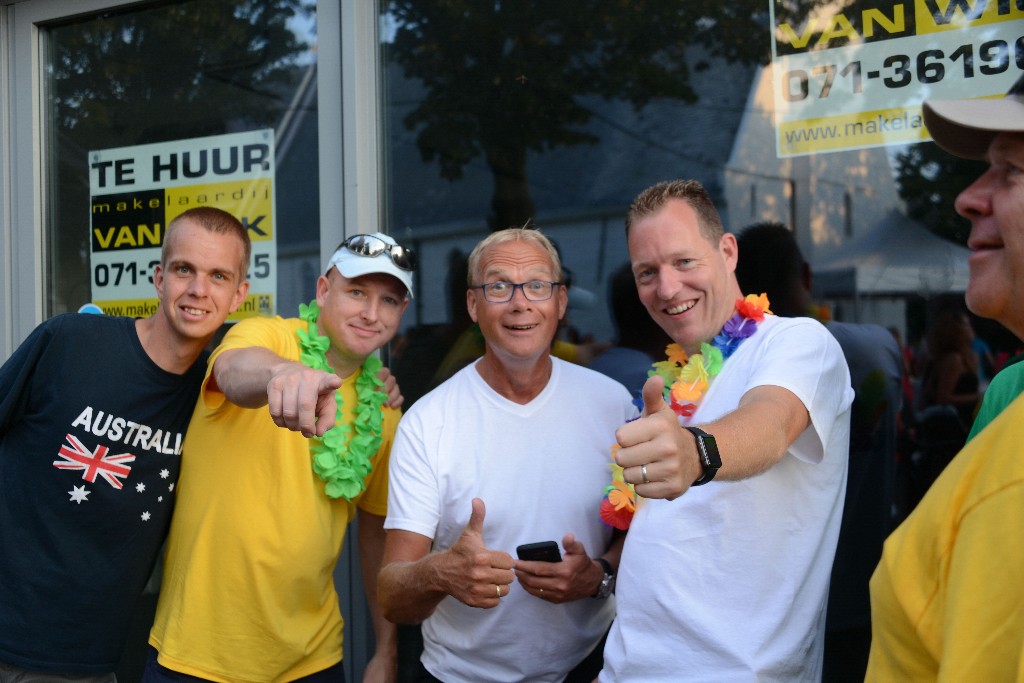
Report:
592,557,615,599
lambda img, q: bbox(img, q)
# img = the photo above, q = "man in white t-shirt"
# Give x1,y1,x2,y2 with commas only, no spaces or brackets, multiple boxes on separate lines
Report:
379,227,637,682
601,179,853,682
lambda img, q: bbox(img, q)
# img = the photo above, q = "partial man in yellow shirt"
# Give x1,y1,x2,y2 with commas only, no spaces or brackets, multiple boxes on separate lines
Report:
867,74,1024,681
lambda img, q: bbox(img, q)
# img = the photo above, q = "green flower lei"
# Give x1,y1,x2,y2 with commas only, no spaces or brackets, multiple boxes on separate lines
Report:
297,300,387,500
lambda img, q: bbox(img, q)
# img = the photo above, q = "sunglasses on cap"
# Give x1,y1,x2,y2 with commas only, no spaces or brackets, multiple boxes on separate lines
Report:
340,234,417,271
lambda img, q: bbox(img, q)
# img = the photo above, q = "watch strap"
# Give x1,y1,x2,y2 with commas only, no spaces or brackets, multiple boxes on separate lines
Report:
592,557,615,598
685,425,721,486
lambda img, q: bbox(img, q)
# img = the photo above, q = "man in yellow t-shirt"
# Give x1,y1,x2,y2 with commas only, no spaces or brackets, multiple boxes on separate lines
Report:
867,74,1024,680
146,233,415,682
866,392,1024,680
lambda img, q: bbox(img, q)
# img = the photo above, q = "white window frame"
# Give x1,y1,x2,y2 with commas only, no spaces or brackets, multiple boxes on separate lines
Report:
0,5,383,672
0,0,382,361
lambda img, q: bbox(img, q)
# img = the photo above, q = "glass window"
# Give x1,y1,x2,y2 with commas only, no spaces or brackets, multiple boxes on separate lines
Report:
380,1,1019,407
44,0,320,318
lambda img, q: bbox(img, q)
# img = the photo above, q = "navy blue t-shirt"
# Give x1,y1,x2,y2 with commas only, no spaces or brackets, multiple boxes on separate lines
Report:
0,314,206,673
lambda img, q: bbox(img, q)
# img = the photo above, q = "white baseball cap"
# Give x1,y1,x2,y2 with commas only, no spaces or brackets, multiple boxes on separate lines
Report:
923,73,1024,160
324,232,415,298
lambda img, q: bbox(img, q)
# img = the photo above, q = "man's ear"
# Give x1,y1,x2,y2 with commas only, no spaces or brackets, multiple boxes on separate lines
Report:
467,288,479,323
315,274,331,307
152,263,166,299
720,232,739,270
228,280,250,314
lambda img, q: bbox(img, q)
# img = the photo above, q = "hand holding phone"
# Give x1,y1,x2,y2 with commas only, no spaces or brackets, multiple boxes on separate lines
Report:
516,540,562,562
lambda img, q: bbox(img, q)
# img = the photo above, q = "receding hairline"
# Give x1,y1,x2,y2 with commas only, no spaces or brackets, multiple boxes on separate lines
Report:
162,206,251,278
625,179,724,243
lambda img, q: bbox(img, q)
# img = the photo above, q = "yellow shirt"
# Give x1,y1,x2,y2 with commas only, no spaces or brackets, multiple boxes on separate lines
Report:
866,393,1024,682
149,316,397,682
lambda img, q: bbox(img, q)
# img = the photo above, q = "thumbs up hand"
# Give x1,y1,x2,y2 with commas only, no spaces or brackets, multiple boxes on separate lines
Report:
443,498,516,608
640,373,670,418
614,374,702,501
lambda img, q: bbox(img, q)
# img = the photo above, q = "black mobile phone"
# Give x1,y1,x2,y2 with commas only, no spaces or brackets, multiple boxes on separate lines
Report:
516,540,562,562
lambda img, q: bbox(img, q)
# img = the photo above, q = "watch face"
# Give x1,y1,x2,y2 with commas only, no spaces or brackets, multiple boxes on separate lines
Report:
689,428,721,469
686,426,720,486
700,434,721,468
696,438,709,466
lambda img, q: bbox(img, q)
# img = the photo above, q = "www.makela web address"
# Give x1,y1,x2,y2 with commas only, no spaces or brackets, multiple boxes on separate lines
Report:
784,110,925,144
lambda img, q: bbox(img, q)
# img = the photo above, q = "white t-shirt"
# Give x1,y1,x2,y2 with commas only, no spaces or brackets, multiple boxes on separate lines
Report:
387,357,638,683
601,315,853,682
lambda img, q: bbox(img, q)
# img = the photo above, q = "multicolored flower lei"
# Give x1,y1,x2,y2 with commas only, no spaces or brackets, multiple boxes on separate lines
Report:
649,293,772,418
298,300,387,501
600,447,636,531
599,294,772,529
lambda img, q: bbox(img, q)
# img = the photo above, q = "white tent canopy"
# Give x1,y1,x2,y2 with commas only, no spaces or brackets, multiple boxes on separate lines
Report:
812,209,970,297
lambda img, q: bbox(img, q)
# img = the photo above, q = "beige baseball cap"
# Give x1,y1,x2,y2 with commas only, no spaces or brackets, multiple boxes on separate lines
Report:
923,74,1024,160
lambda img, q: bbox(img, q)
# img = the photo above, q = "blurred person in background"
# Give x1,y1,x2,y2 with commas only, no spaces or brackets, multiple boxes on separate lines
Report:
735,221,902,683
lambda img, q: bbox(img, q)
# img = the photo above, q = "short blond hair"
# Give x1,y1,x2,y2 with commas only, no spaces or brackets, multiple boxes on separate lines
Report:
466,227,563,286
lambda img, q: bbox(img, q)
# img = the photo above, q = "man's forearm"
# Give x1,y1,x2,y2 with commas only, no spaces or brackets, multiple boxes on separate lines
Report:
377,553,451,624
213,347,292,408
602,531,626,571
705,385,810,481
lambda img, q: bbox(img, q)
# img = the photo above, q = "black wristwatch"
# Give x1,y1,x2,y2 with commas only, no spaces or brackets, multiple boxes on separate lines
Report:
684,426,721,486
592,557,615,599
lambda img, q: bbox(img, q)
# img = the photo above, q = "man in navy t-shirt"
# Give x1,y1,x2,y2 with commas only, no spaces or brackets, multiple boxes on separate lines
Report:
0,207,251,679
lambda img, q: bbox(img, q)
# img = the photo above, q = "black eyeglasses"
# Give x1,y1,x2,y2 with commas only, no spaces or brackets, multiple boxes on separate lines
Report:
474,280,562,303
340,235,417,271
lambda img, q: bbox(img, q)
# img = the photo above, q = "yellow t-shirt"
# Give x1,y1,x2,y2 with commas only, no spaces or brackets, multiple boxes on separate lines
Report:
148,316,397,682
866,392,1024,682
